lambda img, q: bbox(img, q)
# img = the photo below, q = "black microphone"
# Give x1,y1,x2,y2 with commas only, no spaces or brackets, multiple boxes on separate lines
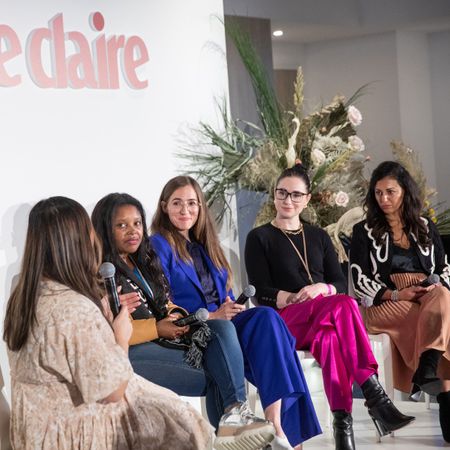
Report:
99,262,121,317
173,308,209,326
418,273,440,287
235,285,256,305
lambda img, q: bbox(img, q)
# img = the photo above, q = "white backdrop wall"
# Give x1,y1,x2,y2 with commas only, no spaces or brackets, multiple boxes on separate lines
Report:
301,32,402,170
0,0,231,402
429,30,450,205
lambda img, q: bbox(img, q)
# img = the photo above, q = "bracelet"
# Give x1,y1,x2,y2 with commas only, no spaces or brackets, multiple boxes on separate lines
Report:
326,284,333,296
390,289,399,302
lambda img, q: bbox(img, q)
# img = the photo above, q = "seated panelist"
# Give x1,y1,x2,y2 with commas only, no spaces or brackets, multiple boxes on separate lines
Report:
351,161,450,443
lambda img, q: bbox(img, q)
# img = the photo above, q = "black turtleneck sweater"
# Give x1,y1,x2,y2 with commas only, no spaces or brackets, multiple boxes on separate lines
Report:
244,222,347,308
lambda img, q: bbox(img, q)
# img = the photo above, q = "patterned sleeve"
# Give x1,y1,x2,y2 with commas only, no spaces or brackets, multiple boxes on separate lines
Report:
42,294,133,403
428,219,450,289
350,222,388,306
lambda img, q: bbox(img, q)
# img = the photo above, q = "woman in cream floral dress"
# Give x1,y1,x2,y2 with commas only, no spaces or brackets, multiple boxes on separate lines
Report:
3,196,213,450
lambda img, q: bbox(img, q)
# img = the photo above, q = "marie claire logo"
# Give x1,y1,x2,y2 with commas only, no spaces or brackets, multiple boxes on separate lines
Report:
0,12,149,89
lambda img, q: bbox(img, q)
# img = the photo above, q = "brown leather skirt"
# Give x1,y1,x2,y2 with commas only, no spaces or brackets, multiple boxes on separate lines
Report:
362,272,450,392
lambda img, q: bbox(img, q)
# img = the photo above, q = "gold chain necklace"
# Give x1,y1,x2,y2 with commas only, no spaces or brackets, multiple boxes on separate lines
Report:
270,220,303,235
271,220,314,284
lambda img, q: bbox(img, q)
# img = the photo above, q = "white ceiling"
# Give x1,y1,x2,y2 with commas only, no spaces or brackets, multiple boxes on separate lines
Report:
223,0,450,44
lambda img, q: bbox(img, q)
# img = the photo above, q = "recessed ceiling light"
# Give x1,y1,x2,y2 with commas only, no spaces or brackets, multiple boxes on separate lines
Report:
273,30,283,37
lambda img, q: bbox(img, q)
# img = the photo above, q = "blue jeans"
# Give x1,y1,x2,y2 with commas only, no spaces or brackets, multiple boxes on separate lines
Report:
128,319,246,427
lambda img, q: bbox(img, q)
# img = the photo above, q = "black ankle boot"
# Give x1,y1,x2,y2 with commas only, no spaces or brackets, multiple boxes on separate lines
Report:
332,410,355,450
437,391,450,443
412,349,443,396
408,383,423,402
361,374,415,437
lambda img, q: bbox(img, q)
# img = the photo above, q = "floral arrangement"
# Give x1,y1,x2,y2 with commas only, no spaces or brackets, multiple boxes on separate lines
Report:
179,18,450,256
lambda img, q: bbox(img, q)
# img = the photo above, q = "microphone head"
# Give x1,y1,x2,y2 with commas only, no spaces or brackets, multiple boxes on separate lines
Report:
428,273,440,284
99,262,116,279
243,285,256,297
361,296,373,308
195,308,209,322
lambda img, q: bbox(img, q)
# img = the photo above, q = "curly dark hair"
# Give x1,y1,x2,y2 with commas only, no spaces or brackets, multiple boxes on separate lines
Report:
92,193,170,314
364,161,429,247
276,163,311,191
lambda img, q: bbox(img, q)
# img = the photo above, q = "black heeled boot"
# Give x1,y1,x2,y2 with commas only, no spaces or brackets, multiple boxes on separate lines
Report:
411,349,443,396
361,374,415,437
408,383,423,402
332,410,355,450
437,391,450,443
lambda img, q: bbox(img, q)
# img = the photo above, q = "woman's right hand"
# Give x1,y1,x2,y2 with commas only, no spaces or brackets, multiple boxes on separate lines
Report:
112,306,132,350
209,297,245,320
156,314,189,339
397,285,430,301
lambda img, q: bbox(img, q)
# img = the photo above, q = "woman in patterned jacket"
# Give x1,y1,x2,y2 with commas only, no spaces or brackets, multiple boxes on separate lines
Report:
351,161,450,443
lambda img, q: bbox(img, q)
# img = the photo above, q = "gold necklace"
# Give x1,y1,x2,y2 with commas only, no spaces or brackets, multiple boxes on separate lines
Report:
392,229,410,249
270,219,303,235
271,220,314,284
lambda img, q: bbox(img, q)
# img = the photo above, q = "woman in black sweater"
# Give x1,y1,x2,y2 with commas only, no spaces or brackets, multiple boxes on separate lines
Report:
245,163,413,450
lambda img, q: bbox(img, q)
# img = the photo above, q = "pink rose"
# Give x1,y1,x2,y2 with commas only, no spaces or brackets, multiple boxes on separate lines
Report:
335,191,349,207
311,148,326,166
347,105,362,127
348,135,365,152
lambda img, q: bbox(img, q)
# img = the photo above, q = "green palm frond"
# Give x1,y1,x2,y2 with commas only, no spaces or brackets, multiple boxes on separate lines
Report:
224,17,287,146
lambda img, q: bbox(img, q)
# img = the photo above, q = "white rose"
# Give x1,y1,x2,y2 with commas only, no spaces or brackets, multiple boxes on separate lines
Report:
311,148,326,166
348,135,365,152
347,105,362,127
334,191,349,207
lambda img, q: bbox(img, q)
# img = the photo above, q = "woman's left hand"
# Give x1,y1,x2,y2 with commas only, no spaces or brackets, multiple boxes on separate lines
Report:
290,283,329,303
119,292,142,313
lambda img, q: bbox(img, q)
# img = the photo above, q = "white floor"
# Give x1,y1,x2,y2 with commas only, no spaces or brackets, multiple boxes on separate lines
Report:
295,396,447,449
251,358,449,449
188,352,449,450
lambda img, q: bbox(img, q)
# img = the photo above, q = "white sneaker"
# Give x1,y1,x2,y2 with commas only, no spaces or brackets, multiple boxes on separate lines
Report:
269,436,294,450
214,401,275,450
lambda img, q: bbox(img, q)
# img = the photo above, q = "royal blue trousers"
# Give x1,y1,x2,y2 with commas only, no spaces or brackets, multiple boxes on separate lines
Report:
232,306,322,446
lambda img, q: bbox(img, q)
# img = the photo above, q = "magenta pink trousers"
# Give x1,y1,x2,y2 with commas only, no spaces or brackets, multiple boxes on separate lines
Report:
279,294,378,412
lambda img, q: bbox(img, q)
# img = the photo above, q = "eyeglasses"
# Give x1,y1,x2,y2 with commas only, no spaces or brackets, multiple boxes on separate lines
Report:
167,199,201,212
275,188,309,203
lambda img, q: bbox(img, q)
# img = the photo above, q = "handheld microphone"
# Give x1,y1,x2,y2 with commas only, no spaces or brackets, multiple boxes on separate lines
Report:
173,308,209,327
418,273,440,287
235,285,256,305
99,262,121,317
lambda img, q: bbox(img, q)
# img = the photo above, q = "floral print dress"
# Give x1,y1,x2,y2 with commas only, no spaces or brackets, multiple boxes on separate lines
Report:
7,281,213,450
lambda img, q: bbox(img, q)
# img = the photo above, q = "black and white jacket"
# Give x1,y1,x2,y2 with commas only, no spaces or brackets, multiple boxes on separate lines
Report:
350,218,450,306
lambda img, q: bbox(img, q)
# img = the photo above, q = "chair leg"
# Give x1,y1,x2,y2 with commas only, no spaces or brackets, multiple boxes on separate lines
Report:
425,393,431,410
246,380,258,412
200,396,208,419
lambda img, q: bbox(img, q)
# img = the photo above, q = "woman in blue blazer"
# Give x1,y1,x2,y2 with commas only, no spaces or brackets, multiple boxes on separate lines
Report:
150,176,321,450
